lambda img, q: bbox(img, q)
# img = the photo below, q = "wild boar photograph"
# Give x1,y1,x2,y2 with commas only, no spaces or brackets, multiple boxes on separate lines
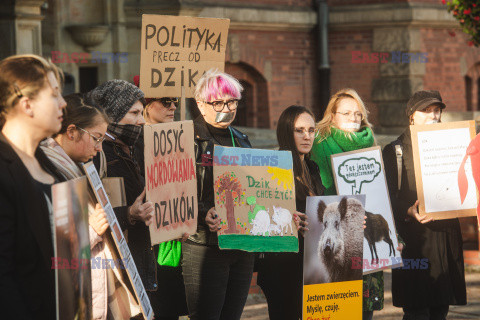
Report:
304,195,365,285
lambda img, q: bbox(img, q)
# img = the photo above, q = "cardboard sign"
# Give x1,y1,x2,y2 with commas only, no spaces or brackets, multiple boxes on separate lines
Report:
411,120,477,219
83,162,154,320
140,14,230,98
331,146,402,274
102,177,127,208
144,120,198,245
213,146,297,252
303,195,364,320
52,177,92,320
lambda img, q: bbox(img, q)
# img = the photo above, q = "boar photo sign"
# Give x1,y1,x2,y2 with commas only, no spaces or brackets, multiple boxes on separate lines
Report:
331,146,403,274
213,146,297,252
140,14,230,98
410,120,477,220
303,195,364,320
83,162,153,320
144,120,197,245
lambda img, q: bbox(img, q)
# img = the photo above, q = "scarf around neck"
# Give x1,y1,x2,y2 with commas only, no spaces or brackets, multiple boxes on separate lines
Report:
40,138,83,180
311,126,374,195
108,123,142,147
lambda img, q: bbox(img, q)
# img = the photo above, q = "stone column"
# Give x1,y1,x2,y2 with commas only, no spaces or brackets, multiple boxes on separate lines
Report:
371,28,425,130
0,0,45,59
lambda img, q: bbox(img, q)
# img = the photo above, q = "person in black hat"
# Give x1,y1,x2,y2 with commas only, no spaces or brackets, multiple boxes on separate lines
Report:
382,90,466,320
406,90,446,125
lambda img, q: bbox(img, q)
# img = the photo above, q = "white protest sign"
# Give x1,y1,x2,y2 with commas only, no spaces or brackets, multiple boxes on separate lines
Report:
411,120,477,219
332,146,403,274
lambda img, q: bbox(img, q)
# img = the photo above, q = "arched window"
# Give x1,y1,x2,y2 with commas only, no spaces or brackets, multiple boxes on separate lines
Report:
226,62,269,128
232,80,252,127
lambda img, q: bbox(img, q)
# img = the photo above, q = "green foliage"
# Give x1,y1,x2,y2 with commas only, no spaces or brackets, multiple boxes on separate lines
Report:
444,0,480,47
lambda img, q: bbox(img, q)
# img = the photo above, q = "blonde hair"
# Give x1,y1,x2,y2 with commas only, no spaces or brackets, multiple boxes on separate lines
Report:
316,88,372,140
194,68,243,102
143,101,154,124
0,54,63,122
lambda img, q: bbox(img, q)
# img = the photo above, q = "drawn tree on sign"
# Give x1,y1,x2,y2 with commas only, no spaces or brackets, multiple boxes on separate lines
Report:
215,172,245,233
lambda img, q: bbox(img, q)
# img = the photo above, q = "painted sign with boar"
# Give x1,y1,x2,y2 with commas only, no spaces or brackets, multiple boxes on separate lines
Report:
213,146,298,252
331,146,403,274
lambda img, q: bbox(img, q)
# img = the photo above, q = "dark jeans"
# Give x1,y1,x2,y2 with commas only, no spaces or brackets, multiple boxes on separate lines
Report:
148,265,188,317
403,306,449,320
181,241,255,320
363,311,373,320
257,253,303,320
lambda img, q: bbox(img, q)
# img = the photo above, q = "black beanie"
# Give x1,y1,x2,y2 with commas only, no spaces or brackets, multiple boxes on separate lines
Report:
87,79,145,123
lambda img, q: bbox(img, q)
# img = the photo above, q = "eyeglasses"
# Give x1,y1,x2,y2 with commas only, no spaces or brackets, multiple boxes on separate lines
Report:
204,99,239,112
294,128,315,136
77,127,105,148
335,111,365,121
156,97,178,108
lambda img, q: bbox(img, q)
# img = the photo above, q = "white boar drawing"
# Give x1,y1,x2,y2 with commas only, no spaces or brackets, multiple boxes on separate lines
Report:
250,209,271,236
272,205,293,236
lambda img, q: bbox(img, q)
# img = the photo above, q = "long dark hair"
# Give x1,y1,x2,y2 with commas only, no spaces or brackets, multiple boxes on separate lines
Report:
277,105,315,200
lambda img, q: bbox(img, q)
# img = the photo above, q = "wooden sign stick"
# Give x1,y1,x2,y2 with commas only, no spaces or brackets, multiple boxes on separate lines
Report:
180,86,186,121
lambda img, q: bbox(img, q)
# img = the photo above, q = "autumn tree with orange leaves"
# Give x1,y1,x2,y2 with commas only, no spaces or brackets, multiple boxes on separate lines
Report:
215,172,245,233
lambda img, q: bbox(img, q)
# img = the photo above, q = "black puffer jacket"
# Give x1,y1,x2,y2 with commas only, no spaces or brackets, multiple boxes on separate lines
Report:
189,116,252,246
383,128,466,308
93,139,157,291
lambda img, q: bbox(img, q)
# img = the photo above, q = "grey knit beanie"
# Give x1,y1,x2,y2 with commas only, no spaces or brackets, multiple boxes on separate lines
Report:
87,79,145,123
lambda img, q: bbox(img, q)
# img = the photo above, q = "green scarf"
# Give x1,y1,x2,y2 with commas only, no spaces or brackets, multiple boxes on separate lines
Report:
157,240,182,267
311,126,374,195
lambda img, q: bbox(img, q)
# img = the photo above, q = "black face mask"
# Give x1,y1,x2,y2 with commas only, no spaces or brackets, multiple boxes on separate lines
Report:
107,123,142,147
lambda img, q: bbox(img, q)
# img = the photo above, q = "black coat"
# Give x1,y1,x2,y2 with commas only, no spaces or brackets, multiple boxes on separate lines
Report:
93,139,157,291
0,133,65,319
189,116,252,246
257,159,324,320
383,128,466,308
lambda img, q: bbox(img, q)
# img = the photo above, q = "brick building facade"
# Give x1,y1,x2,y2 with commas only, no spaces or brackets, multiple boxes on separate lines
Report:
1,0,479,129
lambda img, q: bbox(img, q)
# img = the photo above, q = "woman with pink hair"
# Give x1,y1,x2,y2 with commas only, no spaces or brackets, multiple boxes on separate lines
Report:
182,69,254,320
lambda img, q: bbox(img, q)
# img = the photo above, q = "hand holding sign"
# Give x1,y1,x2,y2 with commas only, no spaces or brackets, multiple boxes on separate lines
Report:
338,157,381,195
205,207,222,232
129,188,154,226
90,203,109,236
407,200,434,224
